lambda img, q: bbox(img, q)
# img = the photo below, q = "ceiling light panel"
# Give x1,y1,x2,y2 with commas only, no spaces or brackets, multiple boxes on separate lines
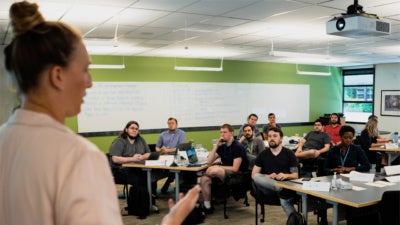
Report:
61,4,120,24
224,0,307,20
180,0,258,16
124,27,171,39
200,17,248,27
108,8,169,26
148,12,209,29
131,0,197,11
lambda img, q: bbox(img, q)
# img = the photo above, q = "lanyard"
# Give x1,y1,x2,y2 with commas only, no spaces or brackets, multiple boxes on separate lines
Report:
340,146,350,167
246,140,254,154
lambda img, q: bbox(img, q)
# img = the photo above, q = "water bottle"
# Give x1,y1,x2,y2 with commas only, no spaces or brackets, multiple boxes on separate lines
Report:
331,172,338,190
189,139,195,150
393,132,398,143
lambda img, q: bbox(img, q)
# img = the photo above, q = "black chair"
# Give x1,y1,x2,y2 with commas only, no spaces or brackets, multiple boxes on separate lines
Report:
106,153,129,200
211,170,251,219
251,180,300,225
379,190,400,225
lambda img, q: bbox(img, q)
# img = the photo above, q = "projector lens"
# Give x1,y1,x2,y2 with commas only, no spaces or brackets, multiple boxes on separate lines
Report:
336,18,345,31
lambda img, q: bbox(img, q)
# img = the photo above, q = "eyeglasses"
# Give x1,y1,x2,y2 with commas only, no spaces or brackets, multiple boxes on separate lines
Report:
130,127,139,131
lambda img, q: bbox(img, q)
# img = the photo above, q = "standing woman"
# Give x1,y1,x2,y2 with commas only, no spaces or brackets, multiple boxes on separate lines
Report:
0,1,122,225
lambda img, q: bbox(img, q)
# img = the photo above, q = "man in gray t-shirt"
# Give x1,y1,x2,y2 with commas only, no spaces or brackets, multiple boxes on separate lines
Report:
295,119,331,160
295,119,330,177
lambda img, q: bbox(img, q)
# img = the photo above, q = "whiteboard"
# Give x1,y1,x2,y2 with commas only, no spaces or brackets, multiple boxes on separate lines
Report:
77,82,309,133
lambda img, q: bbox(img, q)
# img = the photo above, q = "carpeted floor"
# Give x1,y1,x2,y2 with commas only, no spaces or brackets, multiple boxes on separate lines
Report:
116,180,346,225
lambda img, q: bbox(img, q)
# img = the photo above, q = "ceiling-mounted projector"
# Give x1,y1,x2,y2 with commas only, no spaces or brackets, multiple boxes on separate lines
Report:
326,0,390,38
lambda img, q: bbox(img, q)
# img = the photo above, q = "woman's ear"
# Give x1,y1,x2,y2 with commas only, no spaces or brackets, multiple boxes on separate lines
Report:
48,65,64,91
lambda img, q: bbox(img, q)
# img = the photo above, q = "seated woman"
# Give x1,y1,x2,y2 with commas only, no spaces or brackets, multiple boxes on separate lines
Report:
109,121,160,215
325,125,371,174
358,117,391,169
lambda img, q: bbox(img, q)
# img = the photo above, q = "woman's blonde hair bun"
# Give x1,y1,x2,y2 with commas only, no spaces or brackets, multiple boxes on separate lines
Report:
10,1,45,36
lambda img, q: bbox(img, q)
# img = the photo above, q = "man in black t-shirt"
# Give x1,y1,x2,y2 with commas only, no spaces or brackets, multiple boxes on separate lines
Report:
252,127,298,216
200,124,248,213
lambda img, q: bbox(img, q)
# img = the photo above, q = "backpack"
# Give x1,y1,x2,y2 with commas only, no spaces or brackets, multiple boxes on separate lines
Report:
286,212,307,225
182,202,205,225
127,185,150,218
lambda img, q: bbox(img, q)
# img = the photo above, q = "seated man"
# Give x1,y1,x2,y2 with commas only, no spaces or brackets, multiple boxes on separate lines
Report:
237,113,262,140
323,113,342,147
156,117,186,155
155,117,187,194
262,113,281,140
252,127,298,216
238,124,265,168
200,123,249,213
295,119,331,177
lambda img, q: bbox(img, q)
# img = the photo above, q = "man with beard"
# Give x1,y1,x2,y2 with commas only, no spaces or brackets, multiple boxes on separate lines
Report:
262,113,281,140
237,113,262,140
323,113,342,146
295,119,331,177
156,117,187,194
252,127,298,216
239,124,265,168
156,117,186,155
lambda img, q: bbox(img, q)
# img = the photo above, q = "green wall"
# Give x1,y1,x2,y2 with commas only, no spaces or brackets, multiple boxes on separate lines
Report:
66,56,342,152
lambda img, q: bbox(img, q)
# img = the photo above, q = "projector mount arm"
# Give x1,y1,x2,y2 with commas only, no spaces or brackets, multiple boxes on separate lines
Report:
346,0,364,15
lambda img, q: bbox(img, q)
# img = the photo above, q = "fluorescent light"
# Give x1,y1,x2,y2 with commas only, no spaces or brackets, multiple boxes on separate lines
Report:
270,50,322,58
296,64,331,76
174,58,223,72
89,64,125,69
174,66,222,71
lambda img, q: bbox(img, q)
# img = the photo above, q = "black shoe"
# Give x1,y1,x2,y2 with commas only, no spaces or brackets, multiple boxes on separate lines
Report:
203,206,214,214
317,209,328,225
161,185,169,194
138,215,147,220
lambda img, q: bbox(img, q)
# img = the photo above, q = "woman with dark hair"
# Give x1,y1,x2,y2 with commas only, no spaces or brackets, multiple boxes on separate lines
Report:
109,120,160,216
325,125,371,174
0,1,122,224
109,120,153,183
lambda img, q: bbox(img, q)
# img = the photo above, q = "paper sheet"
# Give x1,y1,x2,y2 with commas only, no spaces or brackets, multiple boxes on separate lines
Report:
351,185,366,191
302,181,331,192
385,175,400,183
349,171,375,182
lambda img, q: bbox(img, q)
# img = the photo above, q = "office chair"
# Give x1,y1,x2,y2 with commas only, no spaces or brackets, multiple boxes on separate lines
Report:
379,190,400,225
106,153,129,201
211,170,251,219
251,180,300,225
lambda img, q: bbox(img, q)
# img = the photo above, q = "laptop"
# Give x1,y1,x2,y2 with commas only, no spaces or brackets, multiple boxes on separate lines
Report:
176,142,198,164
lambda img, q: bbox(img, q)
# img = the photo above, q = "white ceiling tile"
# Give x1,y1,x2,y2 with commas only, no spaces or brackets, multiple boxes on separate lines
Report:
179,0,260,16
224,0,308,20
2,0,400,65
129,0,197,11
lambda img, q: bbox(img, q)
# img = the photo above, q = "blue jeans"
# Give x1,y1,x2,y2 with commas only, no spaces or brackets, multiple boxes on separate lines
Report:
253,173,295,216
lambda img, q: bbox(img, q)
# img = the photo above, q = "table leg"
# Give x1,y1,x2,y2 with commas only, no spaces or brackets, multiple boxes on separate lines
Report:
142,168,153,211
299,192,308,222
326,200,339,225
170,170,181,202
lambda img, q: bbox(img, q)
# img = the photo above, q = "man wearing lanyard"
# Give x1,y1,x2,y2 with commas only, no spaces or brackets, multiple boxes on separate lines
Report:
238,124,265,168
